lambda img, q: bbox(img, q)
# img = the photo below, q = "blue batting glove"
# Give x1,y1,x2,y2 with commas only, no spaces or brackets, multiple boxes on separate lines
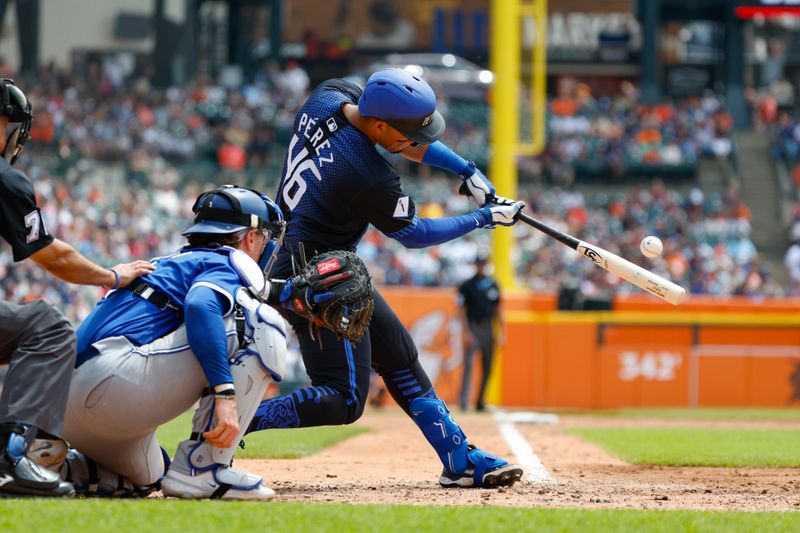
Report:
459,160,496,206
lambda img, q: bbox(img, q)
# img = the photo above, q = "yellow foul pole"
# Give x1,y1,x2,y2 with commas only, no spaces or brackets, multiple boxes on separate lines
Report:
486,0,521,406
490,0,520,290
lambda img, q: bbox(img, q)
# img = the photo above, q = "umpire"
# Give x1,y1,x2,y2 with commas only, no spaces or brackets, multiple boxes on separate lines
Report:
0,79,153,497
458,253,504,412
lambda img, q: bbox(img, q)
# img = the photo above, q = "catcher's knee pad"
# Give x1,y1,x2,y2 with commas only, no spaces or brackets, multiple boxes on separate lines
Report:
409,392,469,475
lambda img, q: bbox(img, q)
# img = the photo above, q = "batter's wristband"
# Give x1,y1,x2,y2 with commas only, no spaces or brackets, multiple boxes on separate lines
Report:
107,268,121,290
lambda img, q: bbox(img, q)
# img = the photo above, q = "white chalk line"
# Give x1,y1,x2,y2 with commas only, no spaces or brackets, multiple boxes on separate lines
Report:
493,410,557,484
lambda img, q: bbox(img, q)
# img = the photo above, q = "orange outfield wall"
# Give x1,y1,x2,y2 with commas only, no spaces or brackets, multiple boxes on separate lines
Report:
379,287,800,408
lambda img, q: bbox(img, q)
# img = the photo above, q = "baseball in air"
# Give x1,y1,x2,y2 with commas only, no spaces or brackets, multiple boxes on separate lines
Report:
640,236,663,258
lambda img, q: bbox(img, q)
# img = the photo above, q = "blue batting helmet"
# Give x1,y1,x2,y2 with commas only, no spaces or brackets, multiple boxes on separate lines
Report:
358,68,445,144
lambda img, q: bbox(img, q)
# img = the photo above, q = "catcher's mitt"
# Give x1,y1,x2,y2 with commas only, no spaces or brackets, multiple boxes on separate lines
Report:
285,250,374,342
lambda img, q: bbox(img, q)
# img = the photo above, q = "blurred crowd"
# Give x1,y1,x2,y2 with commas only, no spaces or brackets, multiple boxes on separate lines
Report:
0,60,784,324
542,79,735,185
14,57,312,184
758,78,800,296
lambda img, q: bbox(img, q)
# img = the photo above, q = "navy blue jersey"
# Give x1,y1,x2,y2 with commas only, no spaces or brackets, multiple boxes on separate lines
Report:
276,79,415,251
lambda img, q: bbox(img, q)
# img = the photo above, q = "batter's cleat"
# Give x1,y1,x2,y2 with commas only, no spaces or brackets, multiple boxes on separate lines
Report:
28,438,69,472
439,445,524,489
161,465,275,501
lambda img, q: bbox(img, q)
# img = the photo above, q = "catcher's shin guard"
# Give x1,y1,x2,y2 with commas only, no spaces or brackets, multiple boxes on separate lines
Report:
162,351,276,500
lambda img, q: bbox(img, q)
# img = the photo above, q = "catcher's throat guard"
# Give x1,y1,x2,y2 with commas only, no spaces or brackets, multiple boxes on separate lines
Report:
231,249,266,298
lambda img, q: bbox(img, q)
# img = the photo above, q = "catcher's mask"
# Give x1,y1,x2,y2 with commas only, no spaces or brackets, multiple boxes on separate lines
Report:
0,79,32,165
183,185,286,275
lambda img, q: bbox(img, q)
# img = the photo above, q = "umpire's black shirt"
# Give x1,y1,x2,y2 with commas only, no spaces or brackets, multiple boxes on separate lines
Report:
0,158,53,261
458,274,501,322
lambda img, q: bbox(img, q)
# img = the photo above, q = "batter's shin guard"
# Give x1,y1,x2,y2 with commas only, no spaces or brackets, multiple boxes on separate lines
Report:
408,391,470,475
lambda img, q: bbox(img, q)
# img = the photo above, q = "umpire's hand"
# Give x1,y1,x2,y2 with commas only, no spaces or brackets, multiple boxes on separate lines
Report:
203,398,240,448
112,260,156,288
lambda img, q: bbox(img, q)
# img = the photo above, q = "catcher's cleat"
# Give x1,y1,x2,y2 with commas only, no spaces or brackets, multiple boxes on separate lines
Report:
161,465,275,501
438,445,524,489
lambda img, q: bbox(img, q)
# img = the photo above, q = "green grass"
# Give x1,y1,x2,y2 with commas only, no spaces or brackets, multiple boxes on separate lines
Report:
0,500,797,533
155,411,368,459
559,408,800,421
570,427,800,467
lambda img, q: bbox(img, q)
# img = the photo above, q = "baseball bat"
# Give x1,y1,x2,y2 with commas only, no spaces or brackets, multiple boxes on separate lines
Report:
514,212,686,305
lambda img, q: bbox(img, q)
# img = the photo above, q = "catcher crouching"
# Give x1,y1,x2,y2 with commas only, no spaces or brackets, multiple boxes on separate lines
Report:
29,186,311,499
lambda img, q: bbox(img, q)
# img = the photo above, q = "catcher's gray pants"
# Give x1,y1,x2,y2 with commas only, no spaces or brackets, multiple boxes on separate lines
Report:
460,320,494,410
63,315,279,486
0,300,75,436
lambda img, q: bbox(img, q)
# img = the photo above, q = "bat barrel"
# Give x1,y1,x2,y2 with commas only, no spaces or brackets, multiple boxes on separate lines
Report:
513,210,685,306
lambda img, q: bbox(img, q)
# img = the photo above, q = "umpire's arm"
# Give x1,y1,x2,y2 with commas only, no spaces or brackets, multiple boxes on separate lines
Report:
29,238,154,287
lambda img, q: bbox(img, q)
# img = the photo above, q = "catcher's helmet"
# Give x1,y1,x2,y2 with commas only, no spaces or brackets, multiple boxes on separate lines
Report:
357,68,445,144
0,79,32,165
184,185,286,273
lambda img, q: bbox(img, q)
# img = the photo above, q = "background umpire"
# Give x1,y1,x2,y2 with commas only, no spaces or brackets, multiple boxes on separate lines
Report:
458,253,504,412
0,79,153,497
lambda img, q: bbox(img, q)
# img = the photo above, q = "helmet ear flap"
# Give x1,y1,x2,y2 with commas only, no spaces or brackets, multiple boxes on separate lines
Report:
0,79,32,165
3,127,20,163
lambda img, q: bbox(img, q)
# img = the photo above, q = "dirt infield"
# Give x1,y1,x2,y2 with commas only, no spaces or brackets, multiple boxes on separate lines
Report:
240,408,800,511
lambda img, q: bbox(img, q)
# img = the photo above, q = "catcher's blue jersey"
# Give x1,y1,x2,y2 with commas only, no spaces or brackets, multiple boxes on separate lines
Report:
276,79,416,251
76,247,243,353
